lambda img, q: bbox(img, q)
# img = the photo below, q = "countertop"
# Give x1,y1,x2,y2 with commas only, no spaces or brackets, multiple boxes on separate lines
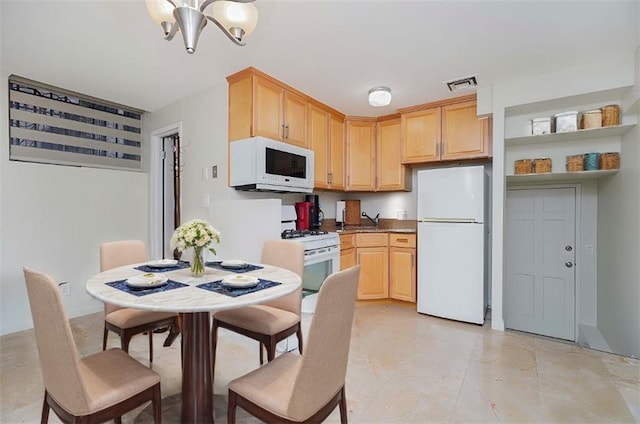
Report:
320,218,416,234
336,228,416,234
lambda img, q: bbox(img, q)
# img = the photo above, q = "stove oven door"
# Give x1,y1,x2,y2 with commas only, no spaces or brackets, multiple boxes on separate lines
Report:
301,245,340,293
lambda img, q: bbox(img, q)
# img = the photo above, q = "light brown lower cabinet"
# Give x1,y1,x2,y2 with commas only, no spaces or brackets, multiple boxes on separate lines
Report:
357,246,389,299
389,233,416,302
338,232,416,301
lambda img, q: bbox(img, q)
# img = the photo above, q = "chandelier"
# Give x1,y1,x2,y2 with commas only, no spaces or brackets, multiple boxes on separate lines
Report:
145,0,258,54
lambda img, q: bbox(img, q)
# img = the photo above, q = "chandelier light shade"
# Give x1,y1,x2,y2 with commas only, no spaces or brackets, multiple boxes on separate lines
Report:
145,0,258,54
368,86,392,107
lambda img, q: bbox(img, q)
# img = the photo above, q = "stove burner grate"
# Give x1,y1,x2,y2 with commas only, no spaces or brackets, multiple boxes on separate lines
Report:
281,229,329,239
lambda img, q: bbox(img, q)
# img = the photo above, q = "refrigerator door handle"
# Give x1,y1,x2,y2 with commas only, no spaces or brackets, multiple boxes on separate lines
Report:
418,218,480,224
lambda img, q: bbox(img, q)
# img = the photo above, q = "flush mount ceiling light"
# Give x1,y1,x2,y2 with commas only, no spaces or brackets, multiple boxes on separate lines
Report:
368,86,392,107
444,75,478,92
145,0,258,54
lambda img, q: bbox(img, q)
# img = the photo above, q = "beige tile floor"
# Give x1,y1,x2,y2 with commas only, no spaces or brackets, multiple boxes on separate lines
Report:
1,303,639,423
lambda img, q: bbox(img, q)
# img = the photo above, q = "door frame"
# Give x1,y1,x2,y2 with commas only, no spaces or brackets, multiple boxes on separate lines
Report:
149,122,182,259
505,182,582,341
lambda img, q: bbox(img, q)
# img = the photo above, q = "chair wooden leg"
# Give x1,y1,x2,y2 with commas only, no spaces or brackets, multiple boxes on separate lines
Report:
227,390,237,424
339,386,348,424
148,330,153,363
296,325,303,355
259,343,264,365
152,383,162,424
114,417,122,424
267,338,276,362
40,392,49,424
102,325,109,351
122,335,130,353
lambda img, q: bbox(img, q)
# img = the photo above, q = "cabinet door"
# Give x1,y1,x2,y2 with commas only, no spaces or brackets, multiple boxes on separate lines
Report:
402,107,440,164
227,75,252,141
377,118,409,191
283,91,308,147
346,120,375,191
389,247,416,302
253,77,284,141
308,104,329,188
329,115,345,190
340,247,356,271
357,246,389,299
441,100,489,160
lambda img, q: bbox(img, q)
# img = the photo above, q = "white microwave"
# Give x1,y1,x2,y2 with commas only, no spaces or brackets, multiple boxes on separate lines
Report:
229,136,315,193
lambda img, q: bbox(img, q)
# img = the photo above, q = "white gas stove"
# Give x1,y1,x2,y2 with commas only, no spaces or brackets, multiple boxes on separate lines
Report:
280,205,340,313
280,206,340,258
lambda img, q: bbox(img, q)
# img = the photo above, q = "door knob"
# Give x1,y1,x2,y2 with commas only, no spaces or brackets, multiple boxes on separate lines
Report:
565,261,573,268
565,245,573,252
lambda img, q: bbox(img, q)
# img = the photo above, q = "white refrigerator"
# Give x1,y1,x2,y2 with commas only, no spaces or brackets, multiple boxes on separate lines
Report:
417,165,487,324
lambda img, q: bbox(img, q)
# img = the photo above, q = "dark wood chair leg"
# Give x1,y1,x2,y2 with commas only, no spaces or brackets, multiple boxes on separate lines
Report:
339,386,348,424
40,392,49,424
267,337,276,362
148,330,153,363
102,325,109,351
259,343,264,365
296,324,303,355
114,416,122,424
122,335,130,353
227,390,237,424
152,383,162,424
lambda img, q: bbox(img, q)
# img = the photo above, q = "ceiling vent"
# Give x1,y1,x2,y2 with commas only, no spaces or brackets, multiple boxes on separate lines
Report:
444,75,478,92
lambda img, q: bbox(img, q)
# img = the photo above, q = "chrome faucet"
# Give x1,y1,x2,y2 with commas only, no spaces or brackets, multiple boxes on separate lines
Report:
361,211,380,227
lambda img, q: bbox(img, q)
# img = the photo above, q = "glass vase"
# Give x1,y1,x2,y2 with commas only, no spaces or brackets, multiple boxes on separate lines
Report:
191,246,205,277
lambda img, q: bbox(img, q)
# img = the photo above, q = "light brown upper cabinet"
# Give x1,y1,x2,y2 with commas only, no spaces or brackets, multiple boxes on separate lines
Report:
401,95,491,164
401,107,441,163
346,119,376,191
308,103,345,190
377,118,411,191
227,67,307,147
329,115,346,190
441,100,491,160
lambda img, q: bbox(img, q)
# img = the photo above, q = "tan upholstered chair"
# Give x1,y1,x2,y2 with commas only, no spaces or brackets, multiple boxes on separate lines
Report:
101,240,179,363
227,265,360,424
23,267,162,424
212,240,305,369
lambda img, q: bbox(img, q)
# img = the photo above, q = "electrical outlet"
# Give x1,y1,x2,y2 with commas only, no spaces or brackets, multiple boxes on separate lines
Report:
212,165,218,178
202,194,210,207
59,281,70,296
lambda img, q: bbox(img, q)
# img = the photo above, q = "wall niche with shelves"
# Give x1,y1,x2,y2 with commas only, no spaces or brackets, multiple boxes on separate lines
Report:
504,86,636,182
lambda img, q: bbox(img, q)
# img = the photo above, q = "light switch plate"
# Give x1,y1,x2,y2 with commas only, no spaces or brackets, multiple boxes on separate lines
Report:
202,194,210,207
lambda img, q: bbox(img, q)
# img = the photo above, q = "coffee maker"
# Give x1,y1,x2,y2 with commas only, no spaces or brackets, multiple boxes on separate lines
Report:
294,201,313,230
305,195,323,230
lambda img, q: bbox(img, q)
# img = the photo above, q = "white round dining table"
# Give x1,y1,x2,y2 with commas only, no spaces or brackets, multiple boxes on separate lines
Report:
86,262,301,424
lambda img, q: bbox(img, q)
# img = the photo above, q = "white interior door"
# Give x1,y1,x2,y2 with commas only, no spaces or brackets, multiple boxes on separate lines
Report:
505,187,576,341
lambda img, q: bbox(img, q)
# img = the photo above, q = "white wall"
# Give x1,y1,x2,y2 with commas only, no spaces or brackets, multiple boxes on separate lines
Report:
0,74,149,335
596,44,640,358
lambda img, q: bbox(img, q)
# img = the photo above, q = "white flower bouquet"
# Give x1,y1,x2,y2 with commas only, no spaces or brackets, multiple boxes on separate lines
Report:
170,219,221,276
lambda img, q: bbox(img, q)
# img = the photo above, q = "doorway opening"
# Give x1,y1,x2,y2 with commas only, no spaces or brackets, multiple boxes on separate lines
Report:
161,134,181,259
149,123,182,260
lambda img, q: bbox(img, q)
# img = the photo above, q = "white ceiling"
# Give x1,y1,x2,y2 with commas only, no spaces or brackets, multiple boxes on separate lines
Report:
2,1,638,116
